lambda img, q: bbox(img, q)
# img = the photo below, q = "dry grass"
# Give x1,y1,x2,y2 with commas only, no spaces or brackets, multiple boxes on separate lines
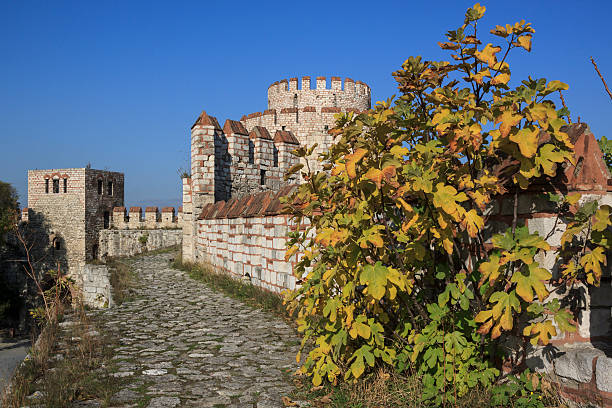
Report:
1,291,124,407
289,367,569,408
171,250,289,317
107,257,137,305
290,368,486,408
1,303,121,407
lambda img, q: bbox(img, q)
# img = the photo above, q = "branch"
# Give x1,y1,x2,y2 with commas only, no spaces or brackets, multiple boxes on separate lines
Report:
559,90,571,124
591,56,612,101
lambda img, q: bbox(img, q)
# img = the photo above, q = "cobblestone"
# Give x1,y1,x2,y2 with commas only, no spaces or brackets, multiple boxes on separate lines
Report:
94,252,301,407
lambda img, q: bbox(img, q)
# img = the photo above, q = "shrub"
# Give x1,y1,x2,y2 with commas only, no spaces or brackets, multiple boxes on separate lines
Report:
283,3,610,404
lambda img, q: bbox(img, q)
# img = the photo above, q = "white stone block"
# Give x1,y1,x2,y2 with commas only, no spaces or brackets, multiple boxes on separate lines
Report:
596,356,612,392
554,348,601,383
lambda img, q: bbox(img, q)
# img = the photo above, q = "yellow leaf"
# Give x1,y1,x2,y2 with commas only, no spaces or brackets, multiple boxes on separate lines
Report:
496,110,522,138
479,254,502,287
475,43,502,67
580,247,606,284
491,25,509,37
566,193,582,205
491,73,510,86
470,68,491,85
536,144,568,177
523,321,557,345
461,209,484,238
433,183,468,217
511,263,551,302
442,238,454,254
472,3,486,18
510,127,539,158
285,245,298,261
515,34,532,52
345,148,367,179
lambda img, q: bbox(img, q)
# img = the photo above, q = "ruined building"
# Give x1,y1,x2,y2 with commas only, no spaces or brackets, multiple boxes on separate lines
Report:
25,168,125,269
21,168,182,306
182,75,371,262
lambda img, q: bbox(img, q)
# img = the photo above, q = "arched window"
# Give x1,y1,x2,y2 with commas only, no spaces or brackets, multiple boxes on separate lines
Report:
97,179,103,195
52,178,60,194
45,179,49,194
107,181,113,196
63,178,67,193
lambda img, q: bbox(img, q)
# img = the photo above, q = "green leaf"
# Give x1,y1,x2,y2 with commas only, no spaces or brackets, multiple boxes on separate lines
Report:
359,262,388,300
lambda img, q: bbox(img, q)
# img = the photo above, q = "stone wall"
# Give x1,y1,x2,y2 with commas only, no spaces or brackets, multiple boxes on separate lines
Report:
194,186,303,293
110,206,182,230
80,264,113,308
84,169,124,262
267,76,370,112
26,168,125,269
98,229,182,258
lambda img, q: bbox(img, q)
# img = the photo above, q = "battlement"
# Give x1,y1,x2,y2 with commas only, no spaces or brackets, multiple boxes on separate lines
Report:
110,206,182,230
267,75,371,112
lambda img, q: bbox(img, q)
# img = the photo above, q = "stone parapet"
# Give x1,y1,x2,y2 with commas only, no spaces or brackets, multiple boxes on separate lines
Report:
111,206,182,230
98,229,182,258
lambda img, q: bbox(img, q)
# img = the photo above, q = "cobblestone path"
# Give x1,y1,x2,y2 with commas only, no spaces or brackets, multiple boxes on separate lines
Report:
95,252,301,408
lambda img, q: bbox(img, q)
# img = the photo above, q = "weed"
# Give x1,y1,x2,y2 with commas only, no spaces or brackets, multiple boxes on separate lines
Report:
171,250,290,319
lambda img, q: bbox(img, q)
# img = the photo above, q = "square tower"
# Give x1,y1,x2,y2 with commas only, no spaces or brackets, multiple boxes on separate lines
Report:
27,168,124,270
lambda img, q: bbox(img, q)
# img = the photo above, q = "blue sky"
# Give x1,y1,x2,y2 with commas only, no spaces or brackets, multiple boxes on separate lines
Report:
1,0,611,208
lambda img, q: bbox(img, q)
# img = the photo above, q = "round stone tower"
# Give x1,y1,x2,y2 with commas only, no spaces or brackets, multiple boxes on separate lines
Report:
267,76,371,112
241,76,371,162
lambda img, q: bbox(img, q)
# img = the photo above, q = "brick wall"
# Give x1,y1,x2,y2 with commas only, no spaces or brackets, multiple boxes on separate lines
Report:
194,186,305,293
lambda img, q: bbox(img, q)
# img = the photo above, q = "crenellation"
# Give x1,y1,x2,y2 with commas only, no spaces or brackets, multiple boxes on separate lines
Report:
289,77,298,90
316,76,326,90
184,74,371,263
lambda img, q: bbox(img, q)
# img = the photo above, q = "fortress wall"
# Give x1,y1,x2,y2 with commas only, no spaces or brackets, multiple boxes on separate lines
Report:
84,169,124,261
98,228,182,259
267,76,371,112
111,206,182,230
194,186,307,293
27,168,88,271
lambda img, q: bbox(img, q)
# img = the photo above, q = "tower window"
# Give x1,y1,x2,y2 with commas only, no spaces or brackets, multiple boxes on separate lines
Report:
248,140,255,164
260,170,266,186
281,125,286,131
63,178,67,193
52,179,60,194
45,179,49,193
97,179,103,195
293,93,298,107
107,181,113,196
324,125,329,131
273,146,279,167
333,93,337,107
